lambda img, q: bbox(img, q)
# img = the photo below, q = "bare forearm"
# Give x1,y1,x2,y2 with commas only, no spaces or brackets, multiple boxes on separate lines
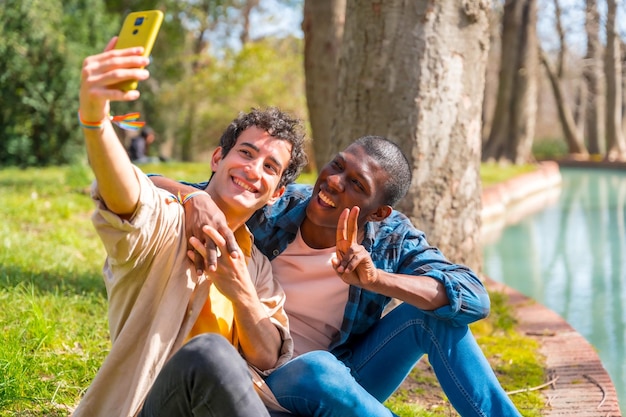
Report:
233,296,283,370
365,270,449,311
83,121,140,216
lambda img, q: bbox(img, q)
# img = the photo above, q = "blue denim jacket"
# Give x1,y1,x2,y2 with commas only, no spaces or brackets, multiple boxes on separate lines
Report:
185,182,490,352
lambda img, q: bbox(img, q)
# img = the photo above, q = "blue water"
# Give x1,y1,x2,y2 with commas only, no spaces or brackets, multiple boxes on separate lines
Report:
483,167,626,413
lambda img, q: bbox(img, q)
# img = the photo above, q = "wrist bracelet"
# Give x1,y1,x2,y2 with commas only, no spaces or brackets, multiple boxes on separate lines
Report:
167,190,206,206
77,111,146,131
182,191,206,205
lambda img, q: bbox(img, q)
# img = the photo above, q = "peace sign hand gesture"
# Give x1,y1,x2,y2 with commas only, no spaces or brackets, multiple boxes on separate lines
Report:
331,206,379,287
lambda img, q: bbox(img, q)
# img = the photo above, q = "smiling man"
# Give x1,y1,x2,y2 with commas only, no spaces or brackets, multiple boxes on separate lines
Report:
73,39,307,417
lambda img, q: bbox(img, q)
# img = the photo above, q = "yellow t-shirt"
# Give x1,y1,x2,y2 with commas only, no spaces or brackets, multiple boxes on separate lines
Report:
185,226,253,345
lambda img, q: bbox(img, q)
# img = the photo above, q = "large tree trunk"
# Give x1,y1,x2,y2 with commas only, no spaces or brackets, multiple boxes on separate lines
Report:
482,0,538,164
332,0,490,270
302,0,346,171
583,0,605,156
604,0,626,161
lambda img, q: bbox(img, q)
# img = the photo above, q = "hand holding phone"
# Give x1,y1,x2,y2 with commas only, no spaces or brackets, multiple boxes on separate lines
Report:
111,10,163,91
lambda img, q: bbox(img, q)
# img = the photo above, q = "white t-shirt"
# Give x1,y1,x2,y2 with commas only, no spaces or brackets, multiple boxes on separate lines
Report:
271,229,350,356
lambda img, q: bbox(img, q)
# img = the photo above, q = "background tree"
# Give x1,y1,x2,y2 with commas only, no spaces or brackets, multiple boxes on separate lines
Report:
0,0,116,166
302,0,346,171
583,0,604,156
540,48,589,156
331,0,491,269
604,0,626,161
482,0,539,165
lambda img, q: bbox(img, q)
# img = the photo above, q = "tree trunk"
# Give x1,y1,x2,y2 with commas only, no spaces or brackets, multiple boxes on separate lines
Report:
302,0,346,171
482,0,538,165
333,0,490,270
604,0,626,161
583,0,604,156
540,49,588,156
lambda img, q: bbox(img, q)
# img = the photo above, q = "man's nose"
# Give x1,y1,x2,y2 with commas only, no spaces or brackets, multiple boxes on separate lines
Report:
327,174,344,192
244,160,263,179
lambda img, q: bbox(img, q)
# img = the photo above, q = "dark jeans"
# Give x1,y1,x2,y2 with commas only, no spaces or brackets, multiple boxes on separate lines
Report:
138,333,270,417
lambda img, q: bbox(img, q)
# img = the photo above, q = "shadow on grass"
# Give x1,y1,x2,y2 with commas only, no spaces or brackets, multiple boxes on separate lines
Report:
0,265,105,297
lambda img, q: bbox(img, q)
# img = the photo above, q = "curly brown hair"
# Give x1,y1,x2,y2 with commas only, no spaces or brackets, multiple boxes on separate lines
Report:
218,107,308,188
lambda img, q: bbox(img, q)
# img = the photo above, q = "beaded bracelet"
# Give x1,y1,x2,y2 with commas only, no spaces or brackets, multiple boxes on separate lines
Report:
77,111,146,131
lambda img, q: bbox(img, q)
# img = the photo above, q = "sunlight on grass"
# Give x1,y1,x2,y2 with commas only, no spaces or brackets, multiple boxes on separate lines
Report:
0,162,545,415
386,290,545,417
480,163,537,187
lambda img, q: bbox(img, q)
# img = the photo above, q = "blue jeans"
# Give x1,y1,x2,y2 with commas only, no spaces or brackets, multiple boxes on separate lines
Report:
138,333,270,417
265,303,521,417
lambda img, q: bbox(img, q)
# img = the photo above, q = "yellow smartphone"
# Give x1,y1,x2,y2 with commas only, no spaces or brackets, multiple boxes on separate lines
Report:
111,10,164,91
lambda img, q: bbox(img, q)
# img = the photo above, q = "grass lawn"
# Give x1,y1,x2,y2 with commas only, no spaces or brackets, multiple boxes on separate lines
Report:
0,162,543,416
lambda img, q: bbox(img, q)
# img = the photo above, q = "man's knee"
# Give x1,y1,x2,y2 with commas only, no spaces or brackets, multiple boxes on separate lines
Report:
289,351,352,390
172,333,245,373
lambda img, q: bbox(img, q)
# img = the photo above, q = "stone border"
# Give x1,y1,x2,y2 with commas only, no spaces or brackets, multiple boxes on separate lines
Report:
481,161,562,245
486,279,622,416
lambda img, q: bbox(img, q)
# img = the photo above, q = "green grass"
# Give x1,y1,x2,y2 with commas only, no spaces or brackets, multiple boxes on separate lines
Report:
0,162,545,415
480,163,537,187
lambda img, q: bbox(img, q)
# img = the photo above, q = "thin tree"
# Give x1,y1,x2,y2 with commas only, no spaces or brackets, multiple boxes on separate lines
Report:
332,0,491,269
584,0,605,156
540,49,588,156
605,0,626,161
482,0,539,165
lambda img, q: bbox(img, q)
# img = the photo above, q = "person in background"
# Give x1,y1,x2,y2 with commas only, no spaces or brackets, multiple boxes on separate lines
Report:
152,136,523,417
74,37,308,417
128,126,158,163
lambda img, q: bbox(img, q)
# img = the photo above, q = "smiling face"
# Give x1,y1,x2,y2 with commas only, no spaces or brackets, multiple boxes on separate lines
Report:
207,126,292,227
301,143,392,248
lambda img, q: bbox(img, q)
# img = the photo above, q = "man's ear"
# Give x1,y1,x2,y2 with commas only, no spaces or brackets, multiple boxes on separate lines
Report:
366,205,392,222
210,147,223,171
266,185,286,206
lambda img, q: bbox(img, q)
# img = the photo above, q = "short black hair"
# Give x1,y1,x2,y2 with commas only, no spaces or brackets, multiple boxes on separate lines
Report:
140,126,154,138
353,136,411,206
218,107,308,188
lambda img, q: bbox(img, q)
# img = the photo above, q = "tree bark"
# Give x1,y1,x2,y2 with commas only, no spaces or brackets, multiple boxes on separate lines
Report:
604,0,626,161
583,0,604,156
540,49,588,156
482,0,538,165
333,0,490,270
302,0,346,171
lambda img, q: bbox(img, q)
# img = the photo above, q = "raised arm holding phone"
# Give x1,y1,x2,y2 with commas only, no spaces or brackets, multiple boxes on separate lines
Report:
73,11,308,417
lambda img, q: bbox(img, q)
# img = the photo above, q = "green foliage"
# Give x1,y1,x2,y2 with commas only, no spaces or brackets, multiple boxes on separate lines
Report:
0,0,307,167
0,0,117,167
159,36,306,161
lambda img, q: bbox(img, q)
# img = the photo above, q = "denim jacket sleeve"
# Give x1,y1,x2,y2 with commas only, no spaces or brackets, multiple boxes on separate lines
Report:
367,211,490,327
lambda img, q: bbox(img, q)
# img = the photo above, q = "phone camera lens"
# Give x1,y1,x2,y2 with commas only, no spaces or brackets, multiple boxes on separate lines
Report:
134,17,144,26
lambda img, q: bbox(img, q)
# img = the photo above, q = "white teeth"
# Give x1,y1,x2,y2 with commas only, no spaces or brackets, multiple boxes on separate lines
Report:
233,178,256,192
318,191,336,207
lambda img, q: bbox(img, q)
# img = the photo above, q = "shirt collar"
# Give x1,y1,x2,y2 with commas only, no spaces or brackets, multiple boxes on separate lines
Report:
233,224,253,258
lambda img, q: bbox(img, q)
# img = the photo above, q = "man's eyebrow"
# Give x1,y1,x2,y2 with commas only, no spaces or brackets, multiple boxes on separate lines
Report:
337,151,374,189
240,142,285,171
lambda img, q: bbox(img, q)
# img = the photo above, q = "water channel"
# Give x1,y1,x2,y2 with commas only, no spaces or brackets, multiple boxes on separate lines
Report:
482,167,626,413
